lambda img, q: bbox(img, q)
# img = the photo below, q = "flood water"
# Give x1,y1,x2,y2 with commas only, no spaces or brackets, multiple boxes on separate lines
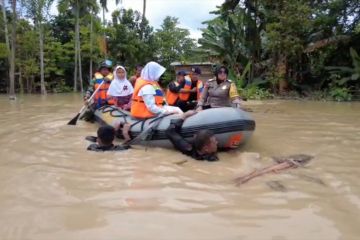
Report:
0,93,359,240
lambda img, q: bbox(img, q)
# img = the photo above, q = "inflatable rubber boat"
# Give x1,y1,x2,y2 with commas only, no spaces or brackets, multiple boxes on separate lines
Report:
93,106,255,149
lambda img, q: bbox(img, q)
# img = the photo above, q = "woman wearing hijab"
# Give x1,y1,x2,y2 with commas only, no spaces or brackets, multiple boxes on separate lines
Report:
131,61,180,119
107,65,134,110
196,65,243,111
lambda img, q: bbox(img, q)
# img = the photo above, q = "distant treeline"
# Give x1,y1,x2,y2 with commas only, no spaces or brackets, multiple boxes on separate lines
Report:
0,0,359,101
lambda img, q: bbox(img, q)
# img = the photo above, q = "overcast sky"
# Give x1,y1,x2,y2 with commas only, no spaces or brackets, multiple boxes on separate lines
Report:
109,0,224,38
49,0,224,39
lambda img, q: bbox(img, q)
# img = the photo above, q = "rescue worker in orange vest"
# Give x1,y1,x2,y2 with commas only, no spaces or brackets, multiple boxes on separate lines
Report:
176,67,204,111
131,61,182,119
165,70,188,109
85,60,115,109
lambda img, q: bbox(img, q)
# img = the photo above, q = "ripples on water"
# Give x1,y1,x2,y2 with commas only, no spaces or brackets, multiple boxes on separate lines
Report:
0,94,359,240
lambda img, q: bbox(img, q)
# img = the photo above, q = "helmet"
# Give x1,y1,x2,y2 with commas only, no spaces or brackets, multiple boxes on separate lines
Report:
99,59,113,70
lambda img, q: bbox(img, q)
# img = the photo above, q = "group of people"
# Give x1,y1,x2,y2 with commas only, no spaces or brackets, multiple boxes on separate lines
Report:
85,60,245,161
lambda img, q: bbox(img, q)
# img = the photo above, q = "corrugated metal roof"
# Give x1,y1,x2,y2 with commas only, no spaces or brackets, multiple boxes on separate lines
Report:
170,62,214,66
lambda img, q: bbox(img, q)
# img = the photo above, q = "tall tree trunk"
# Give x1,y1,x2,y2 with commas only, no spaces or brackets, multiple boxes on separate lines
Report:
142,0,146,21
26,76,30,93
89,13,93,83
1,0,10,65
9,0,16,99
276,54,288,94
73,43,78,92
78,35,83,93
75,1,83,93
139,0,146,40
73,2,79,92
102,6,107,58
39,23,46,95
18,70,23,93
30,75,35,93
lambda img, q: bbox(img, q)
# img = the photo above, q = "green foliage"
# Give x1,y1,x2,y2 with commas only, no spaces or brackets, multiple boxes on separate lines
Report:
159,71,174,88
328,86,352,101
154,16,196,68
23,0,55,24
1,0,360,97
51,79,73,93
239,85,273,100
0,43,8,58
326,48,360,86
197,0,360,98
108,9,156,68
231,61,251,89
198,6,252,70
44,33,71,78
263,0,312,61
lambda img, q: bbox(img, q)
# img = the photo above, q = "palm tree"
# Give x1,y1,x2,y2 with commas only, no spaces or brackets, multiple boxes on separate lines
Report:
1,0,12,97
9,0,17,99
59,0,97,92
99,0,121,57
142,0,146,21
24,0,55,95
86,1,99,82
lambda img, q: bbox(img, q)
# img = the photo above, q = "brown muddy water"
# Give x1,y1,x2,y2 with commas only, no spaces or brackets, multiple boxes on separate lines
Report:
0,93,359,240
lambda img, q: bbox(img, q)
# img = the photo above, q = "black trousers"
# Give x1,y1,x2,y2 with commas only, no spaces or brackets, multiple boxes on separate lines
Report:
175,100,197,112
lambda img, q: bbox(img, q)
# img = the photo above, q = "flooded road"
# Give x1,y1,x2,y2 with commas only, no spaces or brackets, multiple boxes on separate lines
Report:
0,94,359,240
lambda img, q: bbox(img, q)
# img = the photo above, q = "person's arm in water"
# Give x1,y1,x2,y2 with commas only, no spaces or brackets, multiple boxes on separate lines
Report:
165,118,193,155
87,143,130,152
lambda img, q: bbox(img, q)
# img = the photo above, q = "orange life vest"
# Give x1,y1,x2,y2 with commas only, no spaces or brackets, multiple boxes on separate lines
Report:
93,72,115,108
178,75,204,101
131,78,165,119
166,81,180,105
196,80,204,100
178,76,192,101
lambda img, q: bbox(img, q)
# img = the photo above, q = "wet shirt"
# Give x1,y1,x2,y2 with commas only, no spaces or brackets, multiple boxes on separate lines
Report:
87,144,129,152
165,120,218,162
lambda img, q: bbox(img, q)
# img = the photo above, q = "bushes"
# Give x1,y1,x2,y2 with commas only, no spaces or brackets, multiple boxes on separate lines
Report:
239,86,273,100
328,86,352,101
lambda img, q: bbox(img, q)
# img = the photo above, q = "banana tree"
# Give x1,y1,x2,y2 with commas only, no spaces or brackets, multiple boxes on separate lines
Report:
198,8,250,78
326,48,360,86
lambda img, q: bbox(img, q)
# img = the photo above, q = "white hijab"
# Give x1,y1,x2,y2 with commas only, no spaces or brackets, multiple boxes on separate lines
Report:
107,66,134,97
140,61,166,82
